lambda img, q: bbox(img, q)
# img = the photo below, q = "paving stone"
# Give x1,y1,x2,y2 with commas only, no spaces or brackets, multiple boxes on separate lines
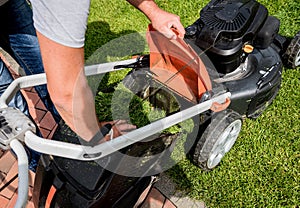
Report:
28,107,47,124
21,91,41,108
0,177,18,200
163,199,177,208
0,195,9,208
155,173,206,208
0,161,17,191
39,112,57,131
0,173,5,186
35,99,46,110
5,189,17,208
0,152,16,175
47,124,58,139
135,178,154,207
23,87,34,93
39,127,51,139
141,188,165,208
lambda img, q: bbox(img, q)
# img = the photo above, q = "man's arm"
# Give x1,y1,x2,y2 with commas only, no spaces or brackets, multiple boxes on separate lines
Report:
127,0,185,39
31,0,182,142
36,32,100,141
29,0,102,141
34,32,136,141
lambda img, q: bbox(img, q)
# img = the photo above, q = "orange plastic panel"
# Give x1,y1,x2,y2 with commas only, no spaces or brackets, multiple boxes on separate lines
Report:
147,25,212,103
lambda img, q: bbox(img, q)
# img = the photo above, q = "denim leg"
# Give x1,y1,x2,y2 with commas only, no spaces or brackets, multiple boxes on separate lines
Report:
0,59,28,114
5,0,48,101
10,34,62,121
9,34,48,99
0,0,60,121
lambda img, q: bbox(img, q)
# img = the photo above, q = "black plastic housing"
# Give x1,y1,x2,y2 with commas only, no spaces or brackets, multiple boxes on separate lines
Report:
185,0,280,74
254,16,280,49
33,154,152,208
32,123,153,208
224,46,282,118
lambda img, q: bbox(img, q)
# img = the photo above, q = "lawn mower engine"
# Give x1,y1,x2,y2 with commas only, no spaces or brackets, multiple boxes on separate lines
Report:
185,0,283,118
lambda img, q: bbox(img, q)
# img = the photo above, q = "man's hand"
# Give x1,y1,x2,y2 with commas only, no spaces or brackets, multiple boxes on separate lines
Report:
99,120,136,141
127,0,185,39
149,7,185,39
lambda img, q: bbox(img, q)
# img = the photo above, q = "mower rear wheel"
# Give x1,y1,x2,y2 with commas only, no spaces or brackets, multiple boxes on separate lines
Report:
192,110,242,171
284,31,300,69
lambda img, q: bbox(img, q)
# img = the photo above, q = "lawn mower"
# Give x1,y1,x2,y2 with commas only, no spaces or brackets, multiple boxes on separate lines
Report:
0,0,299,207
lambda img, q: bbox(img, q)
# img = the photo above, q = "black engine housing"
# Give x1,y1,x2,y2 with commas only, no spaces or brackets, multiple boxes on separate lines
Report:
186,0,280,74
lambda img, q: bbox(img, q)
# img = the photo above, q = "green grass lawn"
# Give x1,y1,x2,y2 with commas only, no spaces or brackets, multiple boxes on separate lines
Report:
86,0,300,207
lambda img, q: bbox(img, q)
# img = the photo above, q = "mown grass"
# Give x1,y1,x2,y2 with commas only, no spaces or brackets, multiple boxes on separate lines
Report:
86,0,300,207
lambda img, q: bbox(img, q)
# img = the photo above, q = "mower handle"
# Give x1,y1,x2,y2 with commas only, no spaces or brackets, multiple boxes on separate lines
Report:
0,58,139,109
10,139,28,208
24,91,231,161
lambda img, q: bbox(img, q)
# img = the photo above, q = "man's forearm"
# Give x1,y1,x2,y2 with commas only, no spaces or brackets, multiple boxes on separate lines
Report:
36,31,100,141
126,0,160,21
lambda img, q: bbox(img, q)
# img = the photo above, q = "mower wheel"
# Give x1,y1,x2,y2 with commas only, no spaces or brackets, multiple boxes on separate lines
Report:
284,31,300,69
192,110,242,171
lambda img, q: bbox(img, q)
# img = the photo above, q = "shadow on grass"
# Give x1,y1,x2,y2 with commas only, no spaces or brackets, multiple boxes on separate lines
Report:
85,21,147,95
166,163,194,191
85,20,144,61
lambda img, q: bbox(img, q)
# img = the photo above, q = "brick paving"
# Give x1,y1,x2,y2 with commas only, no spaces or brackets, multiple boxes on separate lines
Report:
0,50,183,208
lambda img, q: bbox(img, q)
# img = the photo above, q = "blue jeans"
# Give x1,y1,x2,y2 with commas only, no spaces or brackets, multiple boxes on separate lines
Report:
0,0,59,120
0,60,28,113
0,0,59,171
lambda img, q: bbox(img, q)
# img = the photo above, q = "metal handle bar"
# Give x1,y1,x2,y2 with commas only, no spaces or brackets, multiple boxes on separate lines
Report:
0,58,138,108
6,91,230,207
24,91,230,160
10,140,28,208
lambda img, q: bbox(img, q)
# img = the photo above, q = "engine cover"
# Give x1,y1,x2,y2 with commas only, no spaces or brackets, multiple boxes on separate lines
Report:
186,0,271,73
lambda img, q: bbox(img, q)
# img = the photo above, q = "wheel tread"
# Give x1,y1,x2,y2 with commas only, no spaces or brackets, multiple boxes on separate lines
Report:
191,110,242,171
284,31,300,69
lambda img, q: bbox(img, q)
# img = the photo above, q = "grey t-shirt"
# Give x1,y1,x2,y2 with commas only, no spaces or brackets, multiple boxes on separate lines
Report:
31,0,90,48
